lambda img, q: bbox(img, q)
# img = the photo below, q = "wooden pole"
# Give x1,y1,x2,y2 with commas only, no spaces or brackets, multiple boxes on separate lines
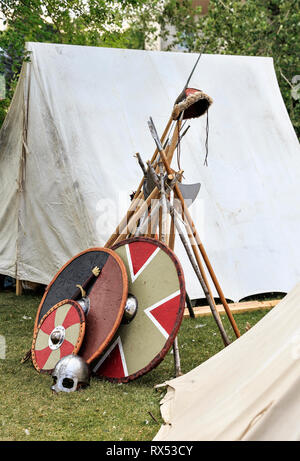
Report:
168,211,176,250
167,192,183,376
16,279,23,296
105,188,158,248
158,146,241,339
181,204,240,338
159,162,168,242
169,203,230,346
147,158,229,345
173,336,182,378
150,209,159,238
112,188,160,246
131,116,173,202
185,292,195,319
106,121,181,248
156,153,225,329
105,118,178,249
135,200,160,237
158,161,182,376
168,193,194,320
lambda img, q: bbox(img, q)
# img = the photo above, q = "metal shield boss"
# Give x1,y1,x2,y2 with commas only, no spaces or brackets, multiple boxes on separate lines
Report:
31,299,85,373
33,248,128,366
92,237,186,382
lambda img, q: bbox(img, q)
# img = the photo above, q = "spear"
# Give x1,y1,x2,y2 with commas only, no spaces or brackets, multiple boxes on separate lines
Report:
174,41,208,104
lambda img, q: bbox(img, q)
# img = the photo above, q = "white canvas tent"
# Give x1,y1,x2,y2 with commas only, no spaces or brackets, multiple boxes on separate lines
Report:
0,42,299,302
154,281,300,441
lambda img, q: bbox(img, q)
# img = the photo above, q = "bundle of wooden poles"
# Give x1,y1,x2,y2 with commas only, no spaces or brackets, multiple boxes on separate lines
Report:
104,111,240,375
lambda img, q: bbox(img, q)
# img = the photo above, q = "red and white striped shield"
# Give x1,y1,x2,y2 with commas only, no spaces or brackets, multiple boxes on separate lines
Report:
31,299,85,373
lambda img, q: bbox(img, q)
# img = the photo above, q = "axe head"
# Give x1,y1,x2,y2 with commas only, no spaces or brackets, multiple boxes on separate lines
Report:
177,182,201,207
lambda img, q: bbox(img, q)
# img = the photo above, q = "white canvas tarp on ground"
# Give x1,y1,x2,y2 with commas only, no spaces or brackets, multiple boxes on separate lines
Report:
0,42,299,301
154,282,300,441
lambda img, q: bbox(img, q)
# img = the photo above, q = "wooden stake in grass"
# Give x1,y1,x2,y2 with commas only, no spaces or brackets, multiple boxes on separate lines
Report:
16,279,23,296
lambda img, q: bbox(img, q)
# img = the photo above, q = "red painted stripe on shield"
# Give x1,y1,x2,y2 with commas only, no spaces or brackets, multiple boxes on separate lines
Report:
149,294,181,336
59,339,75,358
40,313,56,335
129,241,157,275
35,347,52,370
62,305,80,330
96,342,125,378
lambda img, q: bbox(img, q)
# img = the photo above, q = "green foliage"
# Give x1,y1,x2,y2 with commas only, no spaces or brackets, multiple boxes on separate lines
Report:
0,0,154,124
0,0,299,136
164,0,300,138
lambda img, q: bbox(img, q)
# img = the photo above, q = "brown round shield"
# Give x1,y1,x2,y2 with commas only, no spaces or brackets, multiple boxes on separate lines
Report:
31,299,85,373
92,237,186,383
33,248,128,364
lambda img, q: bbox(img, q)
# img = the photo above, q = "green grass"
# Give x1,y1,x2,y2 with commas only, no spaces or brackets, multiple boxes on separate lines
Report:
0,290,270,441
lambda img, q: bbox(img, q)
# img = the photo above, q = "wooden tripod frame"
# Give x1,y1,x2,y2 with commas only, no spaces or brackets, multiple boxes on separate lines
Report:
105,112,240,374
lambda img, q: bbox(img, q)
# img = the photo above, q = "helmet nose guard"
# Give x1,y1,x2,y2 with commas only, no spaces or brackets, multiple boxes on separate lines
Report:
51,354,90,393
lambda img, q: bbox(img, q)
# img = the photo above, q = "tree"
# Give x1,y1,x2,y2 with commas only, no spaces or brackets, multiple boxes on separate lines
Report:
162,0,300,138
0,0,299,137
0,0,165,124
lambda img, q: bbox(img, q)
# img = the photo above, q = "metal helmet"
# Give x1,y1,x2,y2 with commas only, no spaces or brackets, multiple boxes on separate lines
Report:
51,354,90,393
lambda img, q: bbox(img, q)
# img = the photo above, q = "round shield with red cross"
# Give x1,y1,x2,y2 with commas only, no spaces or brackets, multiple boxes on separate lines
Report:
31,299,85,373
92,237,186,383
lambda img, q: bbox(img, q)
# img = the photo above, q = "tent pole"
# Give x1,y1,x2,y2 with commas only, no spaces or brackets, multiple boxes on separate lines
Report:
16,279,23,296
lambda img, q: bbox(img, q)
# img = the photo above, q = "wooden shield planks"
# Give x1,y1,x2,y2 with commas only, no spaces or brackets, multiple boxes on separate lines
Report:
79,252,128,363
32,299,85,373
92,237,186,382
33,248,128,364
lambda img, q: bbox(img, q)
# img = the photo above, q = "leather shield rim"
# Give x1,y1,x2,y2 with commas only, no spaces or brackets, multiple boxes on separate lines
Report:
31,299,86,374
33,247,128,344
95,236,186,383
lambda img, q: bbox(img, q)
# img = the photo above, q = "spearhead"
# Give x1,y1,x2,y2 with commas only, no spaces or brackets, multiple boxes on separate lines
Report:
147,117,163,152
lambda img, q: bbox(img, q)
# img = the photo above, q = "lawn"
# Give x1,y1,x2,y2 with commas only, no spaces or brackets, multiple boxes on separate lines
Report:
0,289,271,441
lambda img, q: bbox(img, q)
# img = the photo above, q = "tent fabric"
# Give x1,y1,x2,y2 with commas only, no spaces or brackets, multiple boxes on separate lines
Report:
0,42,299,301
0,65,25,278
154,282,300,441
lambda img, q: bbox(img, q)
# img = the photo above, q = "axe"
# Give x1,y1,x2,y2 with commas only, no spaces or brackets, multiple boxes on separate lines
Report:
147,117,200,207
